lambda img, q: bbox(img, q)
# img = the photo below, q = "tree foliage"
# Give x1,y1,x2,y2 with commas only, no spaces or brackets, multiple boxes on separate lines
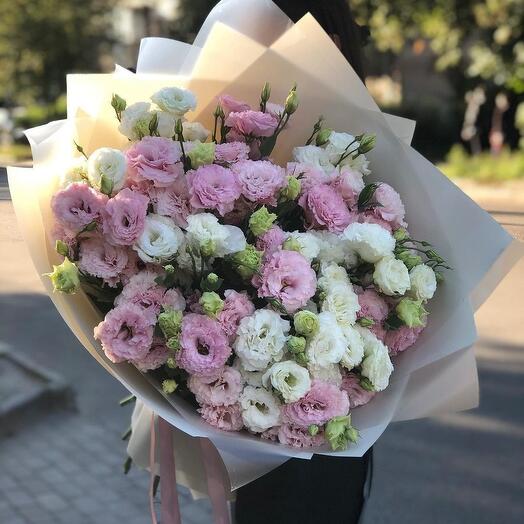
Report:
0,0,116,106
351,0,524,94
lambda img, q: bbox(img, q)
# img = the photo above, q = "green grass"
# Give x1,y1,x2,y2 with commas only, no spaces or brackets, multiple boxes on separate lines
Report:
438,145,524,182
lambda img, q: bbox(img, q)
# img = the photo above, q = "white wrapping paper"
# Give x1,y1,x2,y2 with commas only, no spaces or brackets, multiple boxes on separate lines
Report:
8,0,522,497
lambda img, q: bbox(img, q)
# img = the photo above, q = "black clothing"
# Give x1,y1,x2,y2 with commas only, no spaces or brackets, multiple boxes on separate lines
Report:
235,449,373,524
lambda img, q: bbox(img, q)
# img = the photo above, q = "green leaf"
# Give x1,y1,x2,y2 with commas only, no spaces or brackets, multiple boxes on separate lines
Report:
384,312,405,331
357,183,380,211
259,134,278,158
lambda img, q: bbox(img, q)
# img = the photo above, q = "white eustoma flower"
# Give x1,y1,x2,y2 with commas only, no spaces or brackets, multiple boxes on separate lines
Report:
321,283,361,327
340,325,365,370
234,310,290,371
185,213,246,257
292,145,335,174
356,327,393,392
182,121,210,142
87,148,127,195
59,157,88,188
262,361,311,403
151,87,197,117
317,262,351,293
232,358,264,388
156,111,177,138
118,101,152,140
307,363,343,387
240,386,281,432
373,256,410,296
325,131,359,165
306,312,347,367
343,222,395,263
345,153,371,176
285,231,320,261
134,214,184,263
310,231,358,268
409,264,437,301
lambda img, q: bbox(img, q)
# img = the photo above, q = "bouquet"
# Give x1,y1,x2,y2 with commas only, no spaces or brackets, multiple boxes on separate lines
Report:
48,82,449,451
8,0,521,506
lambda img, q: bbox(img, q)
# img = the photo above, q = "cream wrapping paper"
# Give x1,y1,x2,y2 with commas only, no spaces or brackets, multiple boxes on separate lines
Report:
8,0,523,497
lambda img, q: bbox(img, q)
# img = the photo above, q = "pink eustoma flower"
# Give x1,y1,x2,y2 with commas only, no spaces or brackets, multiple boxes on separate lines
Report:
52,182,107,232
126,136,183,188
282,380,350,427
94,303,155,363
302,184,355,233
177,314,232,377
187,164,242,216
256,250,317,313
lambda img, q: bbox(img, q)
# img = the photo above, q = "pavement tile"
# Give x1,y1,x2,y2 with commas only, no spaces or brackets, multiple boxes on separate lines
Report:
36,493,68,512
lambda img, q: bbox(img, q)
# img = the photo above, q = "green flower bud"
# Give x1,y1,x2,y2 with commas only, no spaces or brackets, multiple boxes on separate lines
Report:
357,317,375,328
308,424,319,436
358,133,376,154
207,273,219,285
55,239,70,258
162,379,178,394
231,245,263,279
166,335,181,352
395,298,427,328
158,308,183,340
200,238,216,258
282,237,302,253
435,271,444,284
188,141,216,169
293,310,319,337
285,88,299,115
201,272,223,292
111,93,127,114
280,175,301,201
393,228,409,242
199,291,224,317
315,128,332,146
213,104,223,118
166,357,177,369
46,258,80,294
99,174,114,196
249,206,277,237
325,415,358,451
261,82,271,103
294,351,309,367
396,250,422,270
286,336,307,354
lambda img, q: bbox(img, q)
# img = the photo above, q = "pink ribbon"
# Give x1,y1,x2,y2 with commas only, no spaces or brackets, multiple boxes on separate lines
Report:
199,438,231,524
149,415,181,524
149,416,230,524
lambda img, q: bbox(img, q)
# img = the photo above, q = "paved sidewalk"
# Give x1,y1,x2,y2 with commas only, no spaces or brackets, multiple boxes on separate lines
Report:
0,412,212,524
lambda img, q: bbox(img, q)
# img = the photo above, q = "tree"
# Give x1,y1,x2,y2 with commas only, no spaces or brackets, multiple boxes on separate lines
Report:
0,0,116,107
351,0,524,151
170,0,219,42
351,0,523,94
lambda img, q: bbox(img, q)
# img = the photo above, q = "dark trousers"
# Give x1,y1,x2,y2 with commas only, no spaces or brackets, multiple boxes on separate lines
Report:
235,449,373,524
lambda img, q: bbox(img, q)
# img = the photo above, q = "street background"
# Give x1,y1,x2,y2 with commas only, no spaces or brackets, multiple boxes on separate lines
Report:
1,1,523,523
